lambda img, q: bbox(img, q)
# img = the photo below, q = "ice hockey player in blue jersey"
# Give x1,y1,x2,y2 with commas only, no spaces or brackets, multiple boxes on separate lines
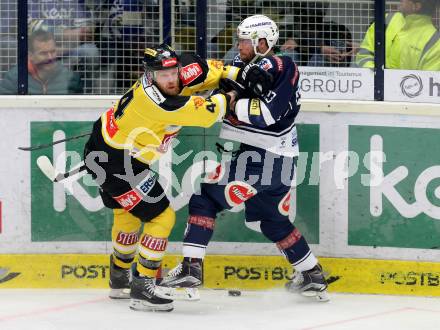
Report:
159,15,329,302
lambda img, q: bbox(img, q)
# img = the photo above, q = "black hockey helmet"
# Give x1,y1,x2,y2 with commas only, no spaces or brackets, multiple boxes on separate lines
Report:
143,44,179,72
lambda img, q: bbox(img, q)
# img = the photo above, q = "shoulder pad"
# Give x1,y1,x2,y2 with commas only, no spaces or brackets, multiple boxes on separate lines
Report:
257,58,274,71
179,53,202,66
258,55,293,73
232,54,244,67
179,53,209,86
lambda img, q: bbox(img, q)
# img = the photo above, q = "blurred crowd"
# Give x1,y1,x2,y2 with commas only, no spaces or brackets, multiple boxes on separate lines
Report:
0,0,439,95
0,0,160,94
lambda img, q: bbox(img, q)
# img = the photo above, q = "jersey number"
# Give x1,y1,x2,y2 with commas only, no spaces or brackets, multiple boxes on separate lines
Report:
205,97,216,113
114,89,134,119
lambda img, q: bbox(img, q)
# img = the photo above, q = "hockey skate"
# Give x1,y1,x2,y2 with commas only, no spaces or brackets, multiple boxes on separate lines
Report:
160,257,203,288
285,264,329,302
109,255,131,299
129,264,174,312
154,258,202,301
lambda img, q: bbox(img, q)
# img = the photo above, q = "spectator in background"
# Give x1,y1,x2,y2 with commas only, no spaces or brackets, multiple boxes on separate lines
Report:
356,0,440,70
208,0,261,60
280,2,355,67
176,0,196,26
280,38,300,63
280,2,328,66
0,30,83,94
222,39,239,63
225,0,260,24
90,0,160,93
308,22,356,67
28,0,99,92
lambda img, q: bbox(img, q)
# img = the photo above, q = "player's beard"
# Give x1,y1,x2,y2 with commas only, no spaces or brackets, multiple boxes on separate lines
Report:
239,51,256,64
161,84,180,96
154,70,182,96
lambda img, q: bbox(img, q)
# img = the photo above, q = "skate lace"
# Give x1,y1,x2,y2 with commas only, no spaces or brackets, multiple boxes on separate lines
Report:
291,270,304,285
143,278,155,294
167,263,183,277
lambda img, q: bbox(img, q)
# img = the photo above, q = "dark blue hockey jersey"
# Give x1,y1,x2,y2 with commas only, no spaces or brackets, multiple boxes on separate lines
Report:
219,54,301,157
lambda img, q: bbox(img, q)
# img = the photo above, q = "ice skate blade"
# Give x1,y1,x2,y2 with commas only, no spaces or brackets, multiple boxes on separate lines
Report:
316,291,330,302
129,299,174,312
301,290,330,302
160,276,202,288
109,288,130,299
155,286,200,301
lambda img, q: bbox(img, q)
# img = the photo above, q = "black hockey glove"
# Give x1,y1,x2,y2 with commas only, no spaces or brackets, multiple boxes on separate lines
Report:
219,78,247,98
238,63,273,97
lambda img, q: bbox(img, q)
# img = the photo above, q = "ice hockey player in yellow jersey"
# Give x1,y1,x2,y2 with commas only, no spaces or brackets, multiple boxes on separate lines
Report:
83,44,240,312
99,46,240,164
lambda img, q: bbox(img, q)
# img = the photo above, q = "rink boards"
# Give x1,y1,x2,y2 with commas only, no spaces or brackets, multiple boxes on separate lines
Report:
0,254,439,297
0,96,440,297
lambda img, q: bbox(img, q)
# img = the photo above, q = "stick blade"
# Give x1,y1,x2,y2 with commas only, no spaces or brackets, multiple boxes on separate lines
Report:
18,146,32,151
36,156,57,182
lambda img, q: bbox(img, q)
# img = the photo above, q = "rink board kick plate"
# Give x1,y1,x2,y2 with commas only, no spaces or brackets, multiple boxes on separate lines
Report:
0,255,439,297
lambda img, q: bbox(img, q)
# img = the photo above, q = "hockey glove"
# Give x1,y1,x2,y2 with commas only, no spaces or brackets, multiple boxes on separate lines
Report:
219,78,247,98
238,63,273,97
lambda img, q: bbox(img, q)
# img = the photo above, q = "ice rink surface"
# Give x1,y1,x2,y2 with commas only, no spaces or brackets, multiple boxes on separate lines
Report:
0,289,439,330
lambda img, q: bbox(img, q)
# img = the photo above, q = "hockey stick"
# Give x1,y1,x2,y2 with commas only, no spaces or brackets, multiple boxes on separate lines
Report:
36,155,87,182
18,132,92,151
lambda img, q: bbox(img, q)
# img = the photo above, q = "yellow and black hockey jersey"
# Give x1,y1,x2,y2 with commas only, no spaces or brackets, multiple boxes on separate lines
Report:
99,54,240,164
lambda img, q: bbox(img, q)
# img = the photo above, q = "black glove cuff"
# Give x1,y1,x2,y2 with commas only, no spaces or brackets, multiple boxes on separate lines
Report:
223,93,232,117
236,67,245,85
223,92,231,105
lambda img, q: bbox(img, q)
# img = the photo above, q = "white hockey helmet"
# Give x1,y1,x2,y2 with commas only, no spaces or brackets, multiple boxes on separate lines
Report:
237,15,279,57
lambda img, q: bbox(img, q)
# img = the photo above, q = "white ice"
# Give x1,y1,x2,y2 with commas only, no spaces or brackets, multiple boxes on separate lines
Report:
0,289,439,330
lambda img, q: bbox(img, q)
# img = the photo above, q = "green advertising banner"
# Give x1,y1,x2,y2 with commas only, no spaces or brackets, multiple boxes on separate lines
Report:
31,122,320,244
348,126,440,249
31,121,111,242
